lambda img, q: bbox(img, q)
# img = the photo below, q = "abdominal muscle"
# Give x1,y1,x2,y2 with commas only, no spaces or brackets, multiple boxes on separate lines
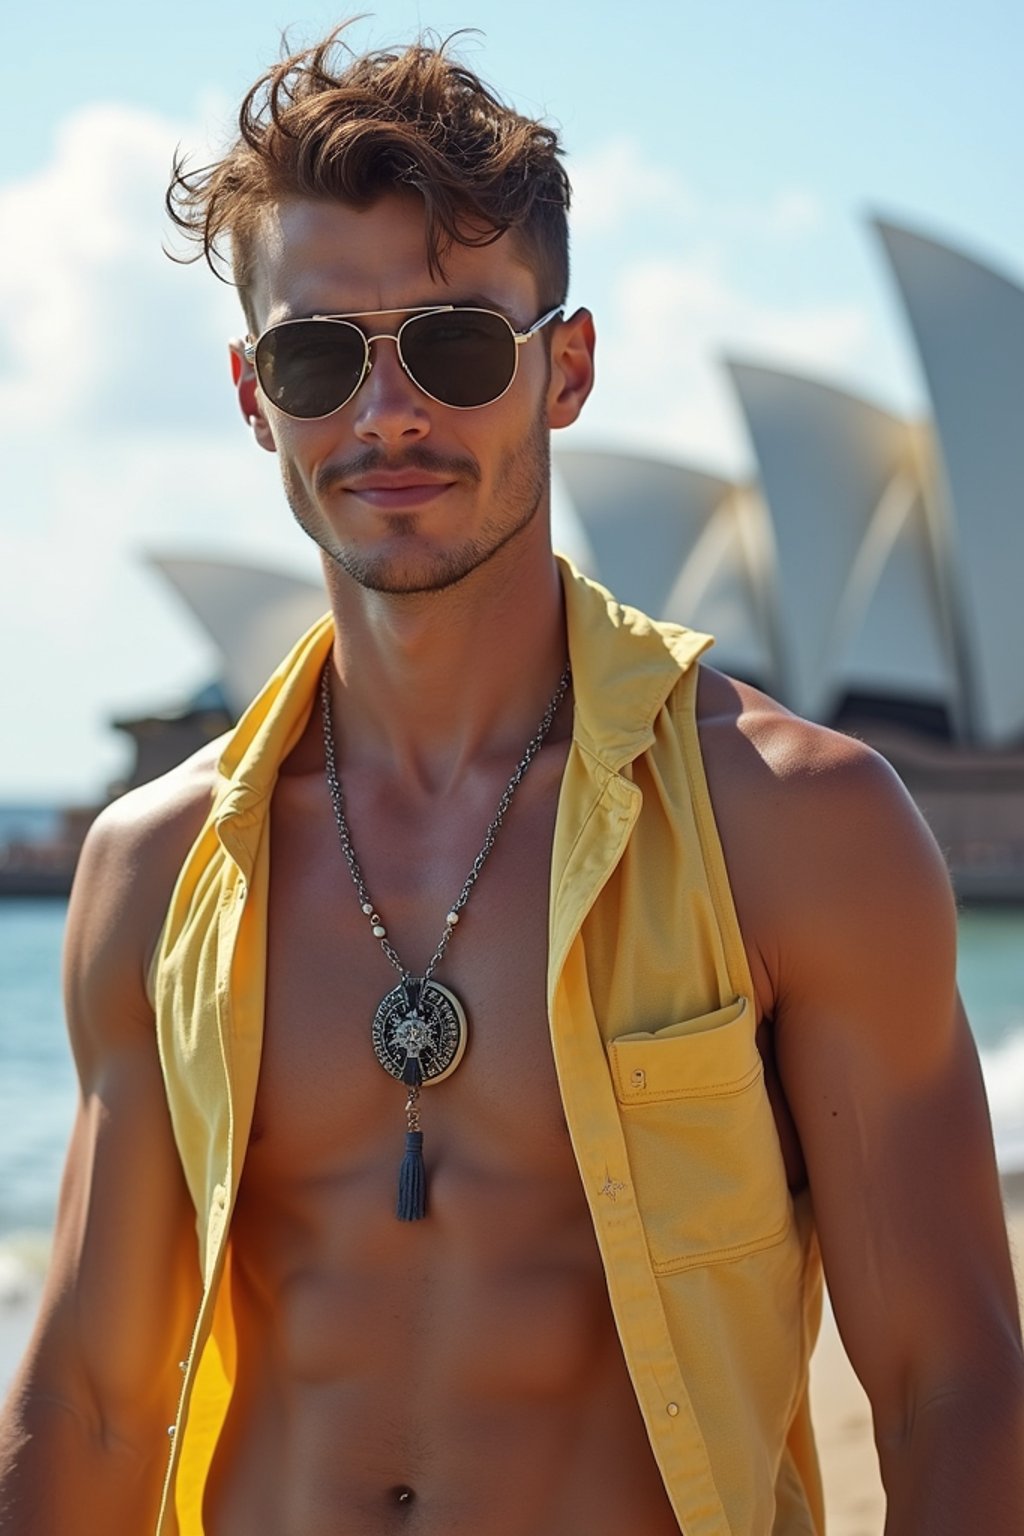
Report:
203,1148,682,1536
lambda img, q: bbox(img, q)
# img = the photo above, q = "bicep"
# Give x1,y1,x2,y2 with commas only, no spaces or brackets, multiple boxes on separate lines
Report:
16,816,201,1450
25,1042,200,1440
772,753,1020,1418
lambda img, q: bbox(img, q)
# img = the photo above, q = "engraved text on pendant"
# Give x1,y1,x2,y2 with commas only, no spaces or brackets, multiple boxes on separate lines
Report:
371,980,469,1084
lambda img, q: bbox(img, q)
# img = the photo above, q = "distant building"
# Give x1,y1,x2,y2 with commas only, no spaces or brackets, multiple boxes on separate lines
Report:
114,215,1024,901
109,681,233,795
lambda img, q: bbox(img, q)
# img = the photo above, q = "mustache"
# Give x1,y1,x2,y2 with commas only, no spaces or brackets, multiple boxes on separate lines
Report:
315,447,481,497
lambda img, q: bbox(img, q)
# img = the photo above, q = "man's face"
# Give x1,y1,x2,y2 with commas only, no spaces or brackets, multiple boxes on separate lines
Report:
239,193,591,597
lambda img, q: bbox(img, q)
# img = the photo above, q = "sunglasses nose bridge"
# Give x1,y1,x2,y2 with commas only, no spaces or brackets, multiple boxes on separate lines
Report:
361,329,420,394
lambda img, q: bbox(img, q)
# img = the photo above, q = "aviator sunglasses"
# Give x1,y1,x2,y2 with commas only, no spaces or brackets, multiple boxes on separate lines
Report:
244,303,564,420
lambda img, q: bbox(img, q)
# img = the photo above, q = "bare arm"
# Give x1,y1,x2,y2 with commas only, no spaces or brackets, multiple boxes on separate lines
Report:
762,731,1023,1532
0,767,213,1532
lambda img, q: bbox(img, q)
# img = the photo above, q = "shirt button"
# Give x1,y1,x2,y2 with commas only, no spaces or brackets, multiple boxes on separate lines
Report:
167,1424,177,1437
178,1359,188,1373
666,1402,679,1417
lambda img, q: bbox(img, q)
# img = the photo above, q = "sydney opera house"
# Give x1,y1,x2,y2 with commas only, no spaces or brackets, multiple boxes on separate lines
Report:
118,215,1024,901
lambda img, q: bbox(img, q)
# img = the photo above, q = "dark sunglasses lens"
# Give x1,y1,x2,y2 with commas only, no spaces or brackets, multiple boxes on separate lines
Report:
256,320,366,418
401,310,517,407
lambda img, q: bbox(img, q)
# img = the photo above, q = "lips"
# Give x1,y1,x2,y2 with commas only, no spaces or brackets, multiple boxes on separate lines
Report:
344,472,456,508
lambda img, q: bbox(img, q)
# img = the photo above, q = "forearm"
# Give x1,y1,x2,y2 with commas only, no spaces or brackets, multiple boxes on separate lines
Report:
880,1368,1024,1536
0,1389,168,1533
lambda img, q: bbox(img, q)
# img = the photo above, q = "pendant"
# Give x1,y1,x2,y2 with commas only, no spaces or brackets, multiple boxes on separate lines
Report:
371,977,469,1086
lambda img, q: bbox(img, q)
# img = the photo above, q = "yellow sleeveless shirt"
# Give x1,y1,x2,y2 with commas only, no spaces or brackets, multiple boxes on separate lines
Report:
152,559,824,1535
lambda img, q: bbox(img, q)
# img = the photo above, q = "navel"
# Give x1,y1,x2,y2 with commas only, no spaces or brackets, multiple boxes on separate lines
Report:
390,1484,416,1508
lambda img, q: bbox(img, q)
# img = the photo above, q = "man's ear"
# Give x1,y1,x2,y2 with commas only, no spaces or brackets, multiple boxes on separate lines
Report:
547,307,596,430
229,339,277,453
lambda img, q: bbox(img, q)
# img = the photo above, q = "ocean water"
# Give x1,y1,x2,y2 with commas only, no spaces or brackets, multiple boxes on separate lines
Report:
1,898,1022,1289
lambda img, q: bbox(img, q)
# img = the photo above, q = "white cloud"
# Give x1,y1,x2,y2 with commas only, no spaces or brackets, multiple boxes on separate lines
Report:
0,112,873,797
0,101,242,434
568,137,693,236
612,250,867,373
568,136,822,246
764,188,822,239
0,102,309,798
713,187,824,242
563,138,863,465
570,248,869,471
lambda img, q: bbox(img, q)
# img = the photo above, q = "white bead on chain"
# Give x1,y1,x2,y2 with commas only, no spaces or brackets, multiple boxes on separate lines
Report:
321,657,572,1224
322,658,571,986
360,902,457,940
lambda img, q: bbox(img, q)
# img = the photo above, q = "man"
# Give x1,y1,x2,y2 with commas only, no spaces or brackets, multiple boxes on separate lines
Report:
1,25,1021,1536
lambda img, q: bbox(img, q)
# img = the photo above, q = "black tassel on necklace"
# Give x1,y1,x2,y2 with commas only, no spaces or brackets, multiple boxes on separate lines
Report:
320,659,572,1222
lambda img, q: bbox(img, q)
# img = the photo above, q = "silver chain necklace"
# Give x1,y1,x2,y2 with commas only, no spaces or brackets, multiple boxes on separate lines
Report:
320,658,572,1220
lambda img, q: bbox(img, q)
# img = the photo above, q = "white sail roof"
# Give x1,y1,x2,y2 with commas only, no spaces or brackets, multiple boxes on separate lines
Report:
554,449,733,617
141,220,1024,752
147,555,326,717
724,362,953,721
875,217,1024,743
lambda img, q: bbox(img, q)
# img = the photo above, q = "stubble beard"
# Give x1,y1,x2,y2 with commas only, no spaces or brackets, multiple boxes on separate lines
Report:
281,406,552,597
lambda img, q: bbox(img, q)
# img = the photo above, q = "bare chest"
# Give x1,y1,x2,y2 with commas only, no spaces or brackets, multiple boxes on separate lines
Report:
248,754,573,1197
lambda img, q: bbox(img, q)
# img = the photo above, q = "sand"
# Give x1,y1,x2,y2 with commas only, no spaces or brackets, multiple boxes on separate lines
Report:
2,1188,1022,1530
809,1185,1024,1535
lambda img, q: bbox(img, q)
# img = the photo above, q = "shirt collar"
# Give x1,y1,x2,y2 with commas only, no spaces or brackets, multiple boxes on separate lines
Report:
212,555,714,824
559,556,713,771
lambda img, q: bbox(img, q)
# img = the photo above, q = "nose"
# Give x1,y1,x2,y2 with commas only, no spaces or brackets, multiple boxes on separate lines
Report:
351,333,431,446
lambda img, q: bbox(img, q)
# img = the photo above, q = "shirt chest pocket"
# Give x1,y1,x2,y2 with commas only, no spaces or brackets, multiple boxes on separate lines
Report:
607,998,794,1273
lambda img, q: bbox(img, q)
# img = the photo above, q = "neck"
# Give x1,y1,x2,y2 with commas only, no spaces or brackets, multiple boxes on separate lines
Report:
320,537,568,792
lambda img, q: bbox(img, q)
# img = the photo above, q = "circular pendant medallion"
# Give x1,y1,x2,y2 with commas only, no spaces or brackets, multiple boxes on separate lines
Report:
371,980,469,1085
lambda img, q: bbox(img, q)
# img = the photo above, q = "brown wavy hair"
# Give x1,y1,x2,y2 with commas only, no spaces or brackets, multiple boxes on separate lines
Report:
166,24,572,325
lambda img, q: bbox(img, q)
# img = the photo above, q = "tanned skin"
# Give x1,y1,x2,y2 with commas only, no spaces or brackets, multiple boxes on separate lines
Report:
1,192,1021,1535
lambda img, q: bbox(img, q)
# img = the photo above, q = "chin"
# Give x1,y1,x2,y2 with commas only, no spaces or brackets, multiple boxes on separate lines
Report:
328,510,541,596
338,551,476,595
331,538,498,596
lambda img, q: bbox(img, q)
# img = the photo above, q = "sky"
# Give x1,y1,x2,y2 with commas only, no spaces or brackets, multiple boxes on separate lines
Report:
2,0,1022,800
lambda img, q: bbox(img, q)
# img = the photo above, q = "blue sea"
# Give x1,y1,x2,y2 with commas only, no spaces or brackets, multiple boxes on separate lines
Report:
1,897,1022,1293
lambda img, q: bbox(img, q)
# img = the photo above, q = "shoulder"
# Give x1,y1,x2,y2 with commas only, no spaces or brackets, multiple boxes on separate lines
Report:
693,664,956,990
64,739,224,1060
694,662,944,859
695,661,903,810
77,736,223,891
